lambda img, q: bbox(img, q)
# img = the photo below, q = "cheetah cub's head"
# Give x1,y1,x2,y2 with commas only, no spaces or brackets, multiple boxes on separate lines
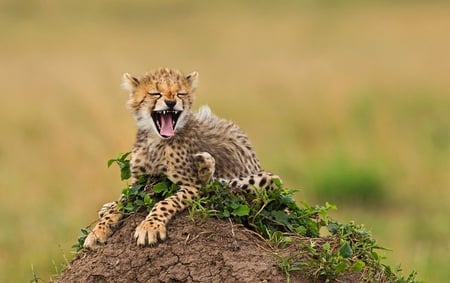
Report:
122,68,199,139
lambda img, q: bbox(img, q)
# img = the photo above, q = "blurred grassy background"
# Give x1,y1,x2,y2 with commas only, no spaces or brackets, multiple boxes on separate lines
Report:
0,0,449,282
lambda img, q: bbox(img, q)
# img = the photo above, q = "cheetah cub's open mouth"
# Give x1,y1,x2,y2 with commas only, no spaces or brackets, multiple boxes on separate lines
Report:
151,110,182,138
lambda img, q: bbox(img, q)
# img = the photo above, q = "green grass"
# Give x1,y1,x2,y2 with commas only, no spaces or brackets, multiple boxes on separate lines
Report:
306,150,386,205
0,1,449,282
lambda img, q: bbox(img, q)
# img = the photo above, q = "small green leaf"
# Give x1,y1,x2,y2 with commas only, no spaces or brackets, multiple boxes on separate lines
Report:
232,205,250,216
335,262,347,273
222,209,230,217
271,210,290,225
291,261,307,271
270,231,284,242
327,222,339,234
153,181,168,193
371,251,379,261
295,225,307,236
339,241,353,258
325,202,337,210
120,166,131,180
283,236,292,244
323,242,331,252
351,260,365,271
272,178,282,188
107,159,115,167
124,202,135,212
144,194,152,205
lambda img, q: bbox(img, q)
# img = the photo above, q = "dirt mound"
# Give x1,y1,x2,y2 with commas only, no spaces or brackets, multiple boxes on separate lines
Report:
54,212,314,283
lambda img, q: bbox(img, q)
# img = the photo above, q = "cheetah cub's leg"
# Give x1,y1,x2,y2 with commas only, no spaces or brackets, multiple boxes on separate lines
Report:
134,152,216,246
133,186,199,246
83,201,124,249
194,152,215,186
228,172,282,193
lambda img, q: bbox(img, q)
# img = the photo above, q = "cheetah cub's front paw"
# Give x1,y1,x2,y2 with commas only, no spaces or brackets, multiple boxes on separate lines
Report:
194,152,215,185
134,218,167,246
83,222,113,250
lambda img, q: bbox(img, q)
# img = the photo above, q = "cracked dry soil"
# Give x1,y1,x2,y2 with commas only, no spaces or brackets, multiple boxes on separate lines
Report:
54,212,313,283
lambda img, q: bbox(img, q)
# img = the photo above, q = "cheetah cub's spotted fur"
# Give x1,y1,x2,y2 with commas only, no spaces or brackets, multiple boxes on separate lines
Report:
83,68,280,249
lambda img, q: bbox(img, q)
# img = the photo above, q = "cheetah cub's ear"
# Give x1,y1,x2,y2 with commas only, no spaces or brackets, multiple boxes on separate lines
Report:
122,73,140,95
185,71,199,91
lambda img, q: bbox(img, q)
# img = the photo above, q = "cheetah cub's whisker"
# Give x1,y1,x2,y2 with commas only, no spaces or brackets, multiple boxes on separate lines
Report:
83,67,280,249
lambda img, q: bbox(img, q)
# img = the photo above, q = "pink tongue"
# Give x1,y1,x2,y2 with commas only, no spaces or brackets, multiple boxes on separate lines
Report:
160,114,175,137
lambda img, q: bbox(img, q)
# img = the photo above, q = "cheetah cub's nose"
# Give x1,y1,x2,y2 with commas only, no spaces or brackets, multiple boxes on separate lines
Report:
165,100,176,109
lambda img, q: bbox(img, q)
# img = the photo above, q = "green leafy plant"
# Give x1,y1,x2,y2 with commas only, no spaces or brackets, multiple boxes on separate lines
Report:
117,175,179,213
196,179,335,239
107,152,179,213
187,197,215,220
275,252,306,283
298,221,421,283
107,152,131,181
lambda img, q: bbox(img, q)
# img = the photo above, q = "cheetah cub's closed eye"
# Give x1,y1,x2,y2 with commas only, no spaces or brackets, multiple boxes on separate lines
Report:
83,68,280,249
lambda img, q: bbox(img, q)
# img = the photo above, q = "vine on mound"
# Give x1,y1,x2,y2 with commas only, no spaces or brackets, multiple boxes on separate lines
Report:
72,152,420,283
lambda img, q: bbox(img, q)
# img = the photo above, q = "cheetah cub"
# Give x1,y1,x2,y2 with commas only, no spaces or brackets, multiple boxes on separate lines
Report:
83,68,280,249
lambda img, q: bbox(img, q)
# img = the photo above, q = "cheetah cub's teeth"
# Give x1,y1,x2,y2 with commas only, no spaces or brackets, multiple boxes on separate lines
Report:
151,110,182,138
